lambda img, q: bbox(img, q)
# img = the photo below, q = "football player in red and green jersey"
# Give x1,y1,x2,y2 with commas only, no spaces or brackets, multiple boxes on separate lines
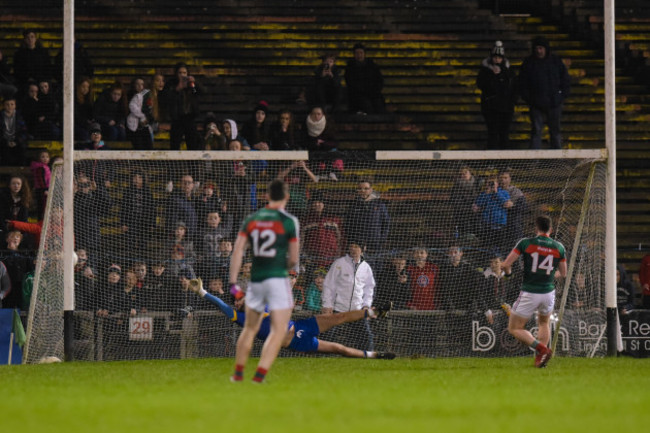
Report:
502,215,567,368
229,179,300,383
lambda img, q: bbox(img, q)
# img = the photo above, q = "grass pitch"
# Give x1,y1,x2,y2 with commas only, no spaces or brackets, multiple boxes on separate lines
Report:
2,357,648,433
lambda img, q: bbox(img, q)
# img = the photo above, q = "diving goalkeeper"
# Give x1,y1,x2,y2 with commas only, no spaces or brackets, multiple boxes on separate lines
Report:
189,278,396,359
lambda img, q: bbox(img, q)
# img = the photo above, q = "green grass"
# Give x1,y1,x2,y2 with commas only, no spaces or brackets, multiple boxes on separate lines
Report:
1,357,648,433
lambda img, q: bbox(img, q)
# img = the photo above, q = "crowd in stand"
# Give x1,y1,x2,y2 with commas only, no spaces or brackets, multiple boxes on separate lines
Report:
0,29,647,331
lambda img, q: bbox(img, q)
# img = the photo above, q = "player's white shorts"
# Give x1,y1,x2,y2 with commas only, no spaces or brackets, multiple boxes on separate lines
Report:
511,290,555,320
246,277,294,313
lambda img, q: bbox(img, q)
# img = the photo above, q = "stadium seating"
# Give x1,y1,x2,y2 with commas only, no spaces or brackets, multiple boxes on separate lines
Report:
0,0,648,272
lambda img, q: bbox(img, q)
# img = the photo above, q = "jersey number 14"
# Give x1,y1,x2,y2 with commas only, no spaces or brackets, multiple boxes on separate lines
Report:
251,228,277,257
530,252,554,275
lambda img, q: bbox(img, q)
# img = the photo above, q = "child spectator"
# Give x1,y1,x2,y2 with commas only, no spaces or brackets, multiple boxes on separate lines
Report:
30,150,52,217
375,254,410,310
97,264,121,317
35,80,61,140
143,259,173,312
168,221,196,278
0,174,32,247
94,81,127,141
74,76,95,142
0,97,29,166
407,247,439,311
269,109,300,150
119,170,155,252
305,268,327,313
241,100,271,150
2,230,34,309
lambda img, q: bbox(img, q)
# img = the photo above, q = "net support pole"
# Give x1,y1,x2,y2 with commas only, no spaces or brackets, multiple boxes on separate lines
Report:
604,0,618,357
551,162,597,354
63,0,75,362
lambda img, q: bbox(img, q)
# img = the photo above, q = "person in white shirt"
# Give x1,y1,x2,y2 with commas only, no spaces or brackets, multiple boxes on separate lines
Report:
322,240,377,350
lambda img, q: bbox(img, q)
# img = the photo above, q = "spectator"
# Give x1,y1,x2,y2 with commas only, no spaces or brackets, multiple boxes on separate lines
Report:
13,29,52,93
449,165,481,239
269,109,300,150
30,150,52,217
0,49,18,99
96,264,121,317
2,231,34,309
222,119,250,150
344,180,390,257
73,248,97,311
0,174,32,246
313,52,342,113
168,221,197,279
406,247,440,311
345,43,385,114
150,72,166,124
476,41,516,149
322,240,375,314
474,255,515,324
77,123,113,188
305,267,327,313
276,160,319,219
126,77,155,150
119,170,156,253
301,192,343,267
641,254,650,308
290,270,305,310
166,173,199,242
0,261,11,309
94,81,127,141
617,264,635,315
73,171,111,253
112,268,142,318
165,62,200,150
202,113,226,150
518,36,571,149
74,76,95,142
241,100,271,150
0,96,29,166
375,254,410,310
438,245,476,310
472,177,512,255
322,239,376,349
498,169,528,248
54,39,94,85
195,181,224,226
21,82,41,137
200,210,228,272
303,106,338,152
34,80,61,140
143,259,173,312
170,268,200,318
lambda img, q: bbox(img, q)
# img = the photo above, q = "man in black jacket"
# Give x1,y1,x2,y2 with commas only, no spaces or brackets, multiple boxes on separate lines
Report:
518,36,571,149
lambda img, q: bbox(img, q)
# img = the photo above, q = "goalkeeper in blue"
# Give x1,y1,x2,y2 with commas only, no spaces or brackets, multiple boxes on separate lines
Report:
189,278,396,360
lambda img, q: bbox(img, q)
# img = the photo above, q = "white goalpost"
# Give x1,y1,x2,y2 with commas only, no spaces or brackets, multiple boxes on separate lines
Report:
23,149,611,362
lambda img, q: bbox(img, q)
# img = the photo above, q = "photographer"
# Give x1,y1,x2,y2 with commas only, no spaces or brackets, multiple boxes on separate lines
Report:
472,177,512,256
313,53,341,113
202,114,225,150
164,62,201,150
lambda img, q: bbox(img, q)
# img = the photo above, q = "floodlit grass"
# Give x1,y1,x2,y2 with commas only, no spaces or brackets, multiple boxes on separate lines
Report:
2,357,648,433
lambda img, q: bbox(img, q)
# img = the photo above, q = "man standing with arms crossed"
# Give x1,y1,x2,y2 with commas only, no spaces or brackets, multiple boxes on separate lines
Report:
501,215,567,368
229,179,299,383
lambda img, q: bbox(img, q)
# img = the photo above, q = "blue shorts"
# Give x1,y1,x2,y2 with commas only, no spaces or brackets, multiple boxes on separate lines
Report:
288,317,320,352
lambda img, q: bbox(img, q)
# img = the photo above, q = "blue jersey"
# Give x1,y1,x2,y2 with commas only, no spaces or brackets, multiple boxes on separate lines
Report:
202,291,319,352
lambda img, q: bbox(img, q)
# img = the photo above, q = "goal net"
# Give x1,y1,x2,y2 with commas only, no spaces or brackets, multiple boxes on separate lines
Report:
23,150,608,363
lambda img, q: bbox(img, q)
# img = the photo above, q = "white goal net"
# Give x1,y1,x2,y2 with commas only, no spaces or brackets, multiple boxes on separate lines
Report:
24,150,608,362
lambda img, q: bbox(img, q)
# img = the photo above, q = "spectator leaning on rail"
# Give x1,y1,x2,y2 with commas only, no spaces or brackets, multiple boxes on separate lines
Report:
518,36,570,149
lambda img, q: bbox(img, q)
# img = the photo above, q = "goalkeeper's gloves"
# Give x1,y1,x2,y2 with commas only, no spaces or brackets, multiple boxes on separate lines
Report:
189,278,206,297
230,283,244,300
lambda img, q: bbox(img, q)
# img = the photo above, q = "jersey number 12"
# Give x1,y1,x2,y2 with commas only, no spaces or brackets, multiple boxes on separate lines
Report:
251,229,277,258
530,252,554,275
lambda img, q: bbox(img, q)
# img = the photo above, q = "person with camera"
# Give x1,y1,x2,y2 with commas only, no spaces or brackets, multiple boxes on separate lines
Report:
202,113,226,150
164,62,201,150
472,177,513,256
313,53,342,113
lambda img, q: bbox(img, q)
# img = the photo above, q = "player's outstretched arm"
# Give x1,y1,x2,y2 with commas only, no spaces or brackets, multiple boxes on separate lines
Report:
189,278,236,320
